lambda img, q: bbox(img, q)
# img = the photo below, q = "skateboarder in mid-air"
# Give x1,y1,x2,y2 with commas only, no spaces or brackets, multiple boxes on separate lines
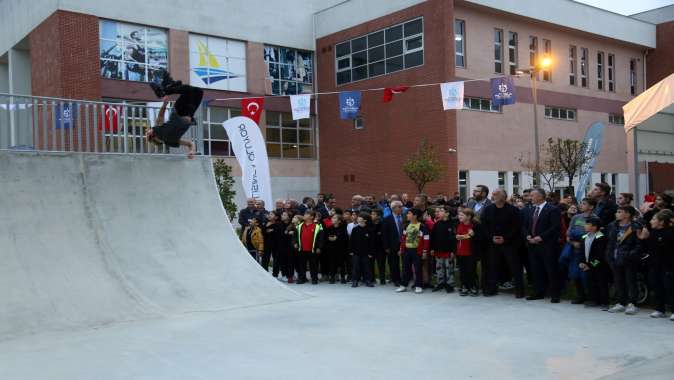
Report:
145,70,203,158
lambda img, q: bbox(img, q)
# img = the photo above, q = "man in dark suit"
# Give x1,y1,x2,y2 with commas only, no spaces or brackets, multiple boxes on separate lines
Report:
524,188,562,303
481,188,524,298
382,200,405,287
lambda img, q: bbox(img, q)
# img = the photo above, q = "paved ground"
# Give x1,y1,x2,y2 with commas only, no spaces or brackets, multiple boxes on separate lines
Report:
1,283,672,380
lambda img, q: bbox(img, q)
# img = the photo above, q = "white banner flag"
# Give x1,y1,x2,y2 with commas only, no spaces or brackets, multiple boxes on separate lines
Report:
223,116,273,208
440,81,464,110
289,94,311,120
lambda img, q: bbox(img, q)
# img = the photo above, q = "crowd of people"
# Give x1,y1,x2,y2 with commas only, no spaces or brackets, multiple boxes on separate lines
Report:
238,184,674,321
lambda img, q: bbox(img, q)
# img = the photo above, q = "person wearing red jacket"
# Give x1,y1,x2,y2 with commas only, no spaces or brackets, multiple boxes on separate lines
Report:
396,208,430,294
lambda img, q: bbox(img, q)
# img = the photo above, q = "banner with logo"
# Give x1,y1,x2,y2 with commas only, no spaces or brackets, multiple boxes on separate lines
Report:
339,91,361,120
575,121,605,200
490,76,517,106
223,116,273,208
55,103,77,129
440,81,464,110
241,97,264,124
289,94,311,120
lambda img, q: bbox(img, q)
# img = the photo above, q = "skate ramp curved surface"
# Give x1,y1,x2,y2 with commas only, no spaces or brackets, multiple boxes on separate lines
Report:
0,152,302,340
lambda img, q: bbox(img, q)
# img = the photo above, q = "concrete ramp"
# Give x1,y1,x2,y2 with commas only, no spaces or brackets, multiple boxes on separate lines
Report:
0,151,302,341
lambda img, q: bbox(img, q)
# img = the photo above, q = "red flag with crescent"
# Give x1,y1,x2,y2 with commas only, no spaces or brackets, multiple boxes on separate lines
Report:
241,97,265,124
382,86,409,103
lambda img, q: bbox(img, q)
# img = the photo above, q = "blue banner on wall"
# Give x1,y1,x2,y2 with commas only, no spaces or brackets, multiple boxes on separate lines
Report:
55,103,77,129
339,91,361,120
575,121,605,200
490,76,517,106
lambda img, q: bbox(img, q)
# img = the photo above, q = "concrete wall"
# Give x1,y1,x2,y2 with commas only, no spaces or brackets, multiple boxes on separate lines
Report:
646,20,674,87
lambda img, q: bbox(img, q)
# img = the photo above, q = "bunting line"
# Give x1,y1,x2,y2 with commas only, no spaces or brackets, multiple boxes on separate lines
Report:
208,74,513,102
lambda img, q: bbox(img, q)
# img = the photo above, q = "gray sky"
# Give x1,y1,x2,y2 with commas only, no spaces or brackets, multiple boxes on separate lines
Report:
575,0,674,15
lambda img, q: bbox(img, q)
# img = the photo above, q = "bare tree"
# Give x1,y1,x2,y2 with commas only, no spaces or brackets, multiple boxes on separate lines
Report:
545,138,587,194
517,149,564,193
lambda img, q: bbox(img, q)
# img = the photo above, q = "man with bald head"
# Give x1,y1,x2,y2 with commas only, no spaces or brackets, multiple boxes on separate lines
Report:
238,198,259,228
480,188,524,298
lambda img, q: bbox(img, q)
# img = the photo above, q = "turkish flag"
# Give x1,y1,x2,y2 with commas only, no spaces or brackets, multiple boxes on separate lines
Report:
241,97,265,124
99,105,121,132
382,86,409,103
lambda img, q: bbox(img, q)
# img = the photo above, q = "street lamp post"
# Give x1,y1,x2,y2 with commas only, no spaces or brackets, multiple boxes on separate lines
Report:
516,56,551,188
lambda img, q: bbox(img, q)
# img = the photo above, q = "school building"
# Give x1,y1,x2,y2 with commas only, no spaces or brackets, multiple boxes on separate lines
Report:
1,0,673,206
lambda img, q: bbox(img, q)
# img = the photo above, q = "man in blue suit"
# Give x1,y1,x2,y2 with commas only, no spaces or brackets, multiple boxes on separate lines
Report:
382,200,405,287
524,188,562,303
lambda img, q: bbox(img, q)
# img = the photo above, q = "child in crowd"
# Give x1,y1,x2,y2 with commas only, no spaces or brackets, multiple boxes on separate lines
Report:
606,206,642,315
241,217,264,262
370,209,387,285
421,209,436,288
295,210,324,285
325,213,350,284
640,209,674,320
430,206,457,293
346,210,357,236
565,198,597,304
577,216,609,309
287,214,302,283
279,211,295,283
349,212,374,287
262,211,284,274
456,208,478,296
396,208,430,294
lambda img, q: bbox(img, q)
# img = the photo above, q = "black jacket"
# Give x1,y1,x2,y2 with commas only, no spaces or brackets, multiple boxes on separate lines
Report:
238,207,259,227
430,219,458,253
324,224,349,256
605,221,642,266
263,222,285,254
523,203,561,247
349,225,374,257
577,232,608,269
382,214,404,252
646,227,674,272
369,222,386,252
594,199,618,228
481,203,521,246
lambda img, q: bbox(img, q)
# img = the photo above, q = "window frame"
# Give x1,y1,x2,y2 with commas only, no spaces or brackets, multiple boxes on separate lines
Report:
608,113,625,126
597,51,605,91
544,106,577,121
608,53,615,92
542,39,552,81
463,96,502,113
264,45,313,96
508,31,518,75
454,19,466,68
264,111,315,160
494,28,504,74
334,17,424,86
569,45,577,86
580,47,588,88
630,58,637,95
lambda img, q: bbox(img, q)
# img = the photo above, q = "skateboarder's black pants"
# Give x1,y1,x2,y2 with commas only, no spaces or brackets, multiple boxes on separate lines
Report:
351,254,372,284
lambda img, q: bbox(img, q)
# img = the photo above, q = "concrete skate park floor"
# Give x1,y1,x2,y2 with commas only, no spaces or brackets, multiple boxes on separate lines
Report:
1,284,673,380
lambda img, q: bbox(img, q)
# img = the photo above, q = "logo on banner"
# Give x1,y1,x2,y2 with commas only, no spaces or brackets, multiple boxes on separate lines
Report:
440,81,464,110
241,97,265,124
490,76,517,106
193,41,242,85
223,116,273,209
56,103,77,129
290,94,311,120
339,91,361,120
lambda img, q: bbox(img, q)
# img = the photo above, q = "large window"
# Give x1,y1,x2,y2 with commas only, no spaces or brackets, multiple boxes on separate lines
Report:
99,20,168,82
189,34,247,92
335,18,423,85
265,111,315,159
513,172,521,195
608,54,615,92
569,45,577,86
455,19,466,68
202,107,240,156
265,46,313,95
463,97,501,113
580,47,588,88
498,171,506,189
508,32,518,75
494,29,503,73
542,39,551,81
630,59,637,95
529,36,538,67
597,51,604,91
545,106,576,121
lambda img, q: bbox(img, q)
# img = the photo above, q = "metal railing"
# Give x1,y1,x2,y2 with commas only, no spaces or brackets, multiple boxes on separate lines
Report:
0,93,203,155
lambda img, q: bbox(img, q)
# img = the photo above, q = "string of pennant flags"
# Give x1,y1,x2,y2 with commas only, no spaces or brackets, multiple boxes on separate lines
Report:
207,74,518,123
